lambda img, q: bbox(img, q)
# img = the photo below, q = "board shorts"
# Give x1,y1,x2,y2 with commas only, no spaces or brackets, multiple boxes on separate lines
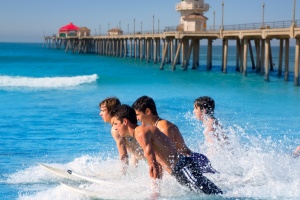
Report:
190,152,218,174
172,155,223,195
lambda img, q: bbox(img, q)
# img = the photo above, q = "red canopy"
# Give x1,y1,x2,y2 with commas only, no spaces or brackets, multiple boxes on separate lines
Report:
59,22,80,32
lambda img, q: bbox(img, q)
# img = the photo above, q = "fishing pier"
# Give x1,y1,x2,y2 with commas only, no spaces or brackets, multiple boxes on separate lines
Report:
43,0,300,86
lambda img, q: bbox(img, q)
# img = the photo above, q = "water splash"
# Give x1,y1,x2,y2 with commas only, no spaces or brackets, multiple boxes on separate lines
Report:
6,155,189,200
3,126,300,199
194,124,300,199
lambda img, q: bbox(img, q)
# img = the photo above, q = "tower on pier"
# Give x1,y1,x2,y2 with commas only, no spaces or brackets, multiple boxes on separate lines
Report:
176,0,209,31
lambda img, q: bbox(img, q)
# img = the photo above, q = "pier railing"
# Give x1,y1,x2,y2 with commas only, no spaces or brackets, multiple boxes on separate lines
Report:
223,20,299,30
122,30,164,35
164,19,300,32
48,19,299,38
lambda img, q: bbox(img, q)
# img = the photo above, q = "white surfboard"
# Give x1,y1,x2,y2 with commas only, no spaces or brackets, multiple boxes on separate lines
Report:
67,169,113,184
40,163,115,185
40,163,82,181
60,182,104,199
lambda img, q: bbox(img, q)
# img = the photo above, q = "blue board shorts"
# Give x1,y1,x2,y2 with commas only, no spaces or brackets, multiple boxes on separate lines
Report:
172,155,223,195
190,152,218,174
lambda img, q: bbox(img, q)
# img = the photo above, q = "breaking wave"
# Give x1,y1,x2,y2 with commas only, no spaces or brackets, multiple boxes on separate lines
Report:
0,74,98,88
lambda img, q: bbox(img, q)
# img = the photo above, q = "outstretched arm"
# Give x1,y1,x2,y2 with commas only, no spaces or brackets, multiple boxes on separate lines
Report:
135,127,162,179
135,127,162,199
111,128,129,165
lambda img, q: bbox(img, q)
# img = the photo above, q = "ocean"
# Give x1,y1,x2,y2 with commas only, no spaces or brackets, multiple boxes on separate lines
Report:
0,42,300,200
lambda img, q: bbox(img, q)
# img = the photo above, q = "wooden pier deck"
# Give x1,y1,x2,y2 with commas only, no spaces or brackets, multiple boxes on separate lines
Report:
44,20,300,86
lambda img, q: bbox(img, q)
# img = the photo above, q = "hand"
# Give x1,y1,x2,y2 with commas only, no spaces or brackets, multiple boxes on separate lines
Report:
149,163,162,179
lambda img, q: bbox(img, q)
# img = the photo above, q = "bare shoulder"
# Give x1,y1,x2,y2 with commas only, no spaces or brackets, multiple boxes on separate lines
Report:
111,127,122,140
207,118,215,126
134,125,154,146
135,125,152,135
135,125,162,138
158,119,179,133
134,125,146,137
158,119,177,129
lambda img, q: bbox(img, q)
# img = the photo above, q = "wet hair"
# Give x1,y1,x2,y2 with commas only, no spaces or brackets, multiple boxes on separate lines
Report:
111,104,137,125
99,97,121,115
194,96,215,116
132,95,158,116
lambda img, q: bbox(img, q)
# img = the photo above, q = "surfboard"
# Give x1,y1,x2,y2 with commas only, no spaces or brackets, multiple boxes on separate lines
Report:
39,163,82,181
60,182,104,199
40,163,114,185
67,169,112,184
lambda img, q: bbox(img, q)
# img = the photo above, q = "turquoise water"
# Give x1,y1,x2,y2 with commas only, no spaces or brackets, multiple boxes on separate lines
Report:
0,42,300,200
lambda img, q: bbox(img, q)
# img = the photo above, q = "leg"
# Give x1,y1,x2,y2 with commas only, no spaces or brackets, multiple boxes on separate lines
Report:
194,174,223,195
174,166,222,194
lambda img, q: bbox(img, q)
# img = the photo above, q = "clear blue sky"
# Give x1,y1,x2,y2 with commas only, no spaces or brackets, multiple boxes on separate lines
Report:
0,0,299,43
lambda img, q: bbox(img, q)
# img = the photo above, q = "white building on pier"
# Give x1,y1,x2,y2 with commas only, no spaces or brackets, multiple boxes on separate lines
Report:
176,0,210,31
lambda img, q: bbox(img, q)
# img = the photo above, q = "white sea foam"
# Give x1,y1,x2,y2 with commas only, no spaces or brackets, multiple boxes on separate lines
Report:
5,128,300,200
8,155,188,200
190,124,300,199
0,74,98,88
9,149,300,200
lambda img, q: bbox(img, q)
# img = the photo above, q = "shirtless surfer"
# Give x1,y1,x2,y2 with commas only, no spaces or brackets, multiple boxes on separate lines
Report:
193,96,228,145
132,95,217,174
99,97,144,170
111,104,223,196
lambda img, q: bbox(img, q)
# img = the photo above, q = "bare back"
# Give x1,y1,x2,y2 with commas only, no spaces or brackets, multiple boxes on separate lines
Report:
156,120,192,156
135,125,178,174
203,117,228,144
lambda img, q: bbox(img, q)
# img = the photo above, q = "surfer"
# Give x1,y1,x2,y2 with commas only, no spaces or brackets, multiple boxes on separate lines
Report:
132,95,218,174
111,104,223,196
99,97,144,171
194,96,228,146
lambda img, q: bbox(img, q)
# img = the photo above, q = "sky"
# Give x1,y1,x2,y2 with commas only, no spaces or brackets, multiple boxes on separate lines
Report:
0,0,299,43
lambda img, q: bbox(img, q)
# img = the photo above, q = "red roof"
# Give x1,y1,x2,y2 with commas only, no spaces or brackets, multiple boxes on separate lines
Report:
59,22,80,32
